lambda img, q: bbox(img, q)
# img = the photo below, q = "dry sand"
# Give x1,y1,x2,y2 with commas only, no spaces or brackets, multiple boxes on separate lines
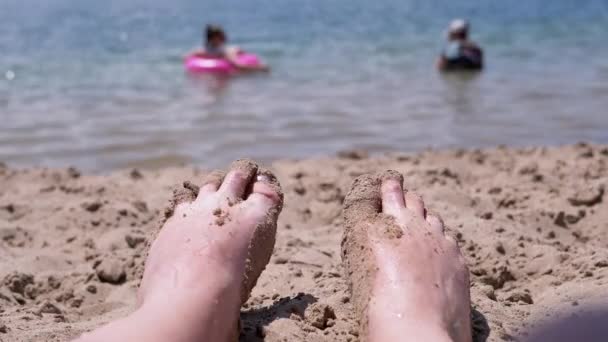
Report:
0,143,607,341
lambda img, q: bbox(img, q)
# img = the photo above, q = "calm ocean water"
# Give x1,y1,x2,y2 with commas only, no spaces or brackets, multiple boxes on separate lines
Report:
0,0,607,170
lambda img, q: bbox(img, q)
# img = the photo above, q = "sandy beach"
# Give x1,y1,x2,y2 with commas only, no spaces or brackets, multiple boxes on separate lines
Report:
0,143,607,341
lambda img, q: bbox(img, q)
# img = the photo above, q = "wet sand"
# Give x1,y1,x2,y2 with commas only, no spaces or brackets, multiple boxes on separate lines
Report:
0,143,607,341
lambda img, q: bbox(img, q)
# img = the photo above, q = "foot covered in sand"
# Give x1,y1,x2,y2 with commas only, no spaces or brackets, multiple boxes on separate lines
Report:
77,160,283,342
342,170,472,342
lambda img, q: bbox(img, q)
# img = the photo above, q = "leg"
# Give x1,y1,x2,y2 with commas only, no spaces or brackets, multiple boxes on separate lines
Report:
342,171,471,342
76,160,283,342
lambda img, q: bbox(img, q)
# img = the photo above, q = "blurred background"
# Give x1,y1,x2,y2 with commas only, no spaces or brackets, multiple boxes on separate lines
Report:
0,0,607,170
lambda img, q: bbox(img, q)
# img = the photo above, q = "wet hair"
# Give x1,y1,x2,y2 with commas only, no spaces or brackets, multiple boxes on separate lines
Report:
205,25,226,43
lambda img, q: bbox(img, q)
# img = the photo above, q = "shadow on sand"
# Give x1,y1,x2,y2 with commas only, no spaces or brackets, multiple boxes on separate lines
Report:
472,308,491,342
239,293,318,341
240,296,492,341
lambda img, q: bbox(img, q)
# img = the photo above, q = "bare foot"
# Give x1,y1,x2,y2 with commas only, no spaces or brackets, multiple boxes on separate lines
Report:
342,171,471,342
77,160,283,342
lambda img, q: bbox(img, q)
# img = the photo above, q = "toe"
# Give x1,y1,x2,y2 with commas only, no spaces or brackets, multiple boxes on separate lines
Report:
426,213,445,235
243,171,284,220
196,170,224,200
380,172,406,218
404,192,426,218
218,159,258,202
343,174,382,223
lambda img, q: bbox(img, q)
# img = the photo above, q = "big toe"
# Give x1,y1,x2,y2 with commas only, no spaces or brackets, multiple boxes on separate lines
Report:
380,170,406,218
380,170,427,222
344,173,382,225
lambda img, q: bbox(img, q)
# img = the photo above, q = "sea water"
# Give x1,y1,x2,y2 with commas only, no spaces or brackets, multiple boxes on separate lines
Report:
0,0,607,170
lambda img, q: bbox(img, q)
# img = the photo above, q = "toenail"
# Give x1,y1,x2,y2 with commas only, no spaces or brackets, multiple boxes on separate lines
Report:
232,170,246,179
257,174,271,183
382,181,402,193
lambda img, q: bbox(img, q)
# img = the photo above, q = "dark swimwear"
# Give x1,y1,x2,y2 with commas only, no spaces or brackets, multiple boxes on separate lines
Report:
441,41,483,70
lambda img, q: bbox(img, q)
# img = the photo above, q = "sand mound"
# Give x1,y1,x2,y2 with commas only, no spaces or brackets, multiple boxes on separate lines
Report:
1,143,607,341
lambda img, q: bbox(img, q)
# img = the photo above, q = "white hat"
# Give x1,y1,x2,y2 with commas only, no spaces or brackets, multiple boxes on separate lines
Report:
448,19,469,34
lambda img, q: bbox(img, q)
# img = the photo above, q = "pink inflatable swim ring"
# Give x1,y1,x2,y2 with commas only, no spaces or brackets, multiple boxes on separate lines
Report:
184,53,261,74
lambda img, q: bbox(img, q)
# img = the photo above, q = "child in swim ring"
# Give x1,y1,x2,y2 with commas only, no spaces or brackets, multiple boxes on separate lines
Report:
191,25,269,72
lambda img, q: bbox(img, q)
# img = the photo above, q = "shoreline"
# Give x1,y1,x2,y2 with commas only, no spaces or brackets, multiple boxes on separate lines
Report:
4,141,608,175
1,143,607,341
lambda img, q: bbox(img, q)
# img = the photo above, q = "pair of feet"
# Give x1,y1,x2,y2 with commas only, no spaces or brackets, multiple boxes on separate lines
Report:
77,160,472,342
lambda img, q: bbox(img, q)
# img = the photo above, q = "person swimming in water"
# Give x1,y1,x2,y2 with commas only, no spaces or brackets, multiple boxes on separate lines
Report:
191,25,269,72
436,19,484,72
